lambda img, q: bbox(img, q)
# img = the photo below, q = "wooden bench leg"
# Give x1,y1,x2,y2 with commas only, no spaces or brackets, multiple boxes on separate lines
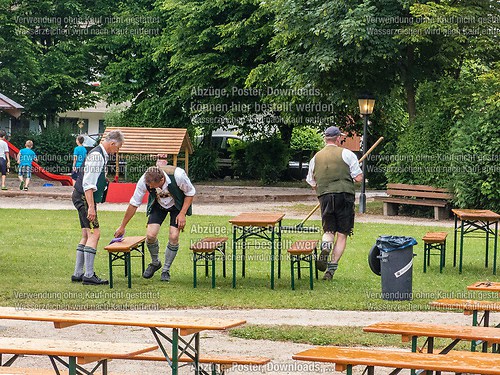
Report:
108,253,114,289
290,256,295,290
308,254,313,290
193,253,198,288
126,252,132,288
423,244,427,273
211,252,216,289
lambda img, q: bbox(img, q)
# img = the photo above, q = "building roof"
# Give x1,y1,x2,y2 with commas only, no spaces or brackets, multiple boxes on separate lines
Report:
0,93,24,118
102,127,193,155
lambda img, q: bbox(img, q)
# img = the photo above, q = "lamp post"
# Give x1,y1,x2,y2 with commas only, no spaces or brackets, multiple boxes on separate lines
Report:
77,119,85,134
358,95,375,214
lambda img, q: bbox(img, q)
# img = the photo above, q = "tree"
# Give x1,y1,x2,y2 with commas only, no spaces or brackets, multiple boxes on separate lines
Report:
2,0,116,128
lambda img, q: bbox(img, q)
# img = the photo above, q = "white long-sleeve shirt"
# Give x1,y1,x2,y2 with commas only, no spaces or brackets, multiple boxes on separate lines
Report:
306,145,362,188
130,168,196,209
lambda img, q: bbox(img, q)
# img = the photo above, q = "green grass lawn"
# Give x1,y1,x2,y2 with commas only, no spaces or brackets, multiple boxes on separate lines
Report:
0,208,497,310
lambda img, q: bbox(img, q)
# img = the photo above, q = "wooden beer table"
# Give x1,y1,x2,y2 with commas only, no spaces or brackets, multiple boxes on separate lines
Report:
229,212,285,289
452,209,500,274
0,307,245,375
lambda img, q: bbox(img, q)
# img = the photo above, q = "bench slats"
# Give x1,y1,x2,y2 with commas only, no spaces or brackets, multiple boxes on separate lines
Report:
131,352,271,365
386,189,453,200
364,321,500,343
0,337,157,365
293,347,500,374
0,368,126,375
374,196,448,207
387,183,451,193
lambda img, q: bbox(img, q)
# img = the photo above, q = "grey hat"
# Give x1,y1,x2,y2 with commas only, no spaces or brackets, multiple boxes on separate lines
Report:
324,126,345,137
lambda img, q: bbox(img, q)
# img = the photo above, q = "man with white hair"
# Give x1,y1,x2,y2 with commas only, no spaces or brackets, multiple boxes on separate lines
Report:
306,126,363,280
71,130,124,285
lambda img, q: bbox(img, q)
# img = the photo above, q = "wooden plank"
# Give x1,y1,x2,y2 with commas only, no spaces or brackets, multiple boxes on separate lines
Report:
288,240,319,255
229,212,285,227
387,183,451,193
0,307,246,330
0,337,157,362
130,352,271,365
422,232,448,243
386,189,453,200
104,236,146,252
430,298,500,312
468,281,500,293
374,197,448,207
452,209,500,222
0,368,126,375
292,347,500,374
363,321,500,343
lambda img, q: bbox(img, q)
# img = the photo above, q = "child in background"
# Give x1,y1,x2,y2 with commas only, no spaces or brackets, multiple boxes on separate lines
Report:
17,140,37,191
72,135,87,182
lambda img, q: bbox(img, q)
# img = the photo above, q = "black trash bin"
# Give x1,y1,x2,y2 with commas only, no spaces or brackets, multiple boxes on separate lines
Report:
375,236,417,301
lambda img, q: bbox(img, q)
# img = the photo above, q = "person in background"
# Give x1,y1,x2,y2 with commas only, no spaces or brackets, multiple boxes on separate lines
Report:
0,130,10,190
306,126,363,281
72,135,87,183
71,130,124,285
17,140,37,191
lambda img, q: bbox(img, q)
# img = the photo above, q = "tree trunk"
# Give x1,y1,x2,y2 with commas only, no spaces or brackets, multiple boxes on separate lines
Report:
403,46,417,123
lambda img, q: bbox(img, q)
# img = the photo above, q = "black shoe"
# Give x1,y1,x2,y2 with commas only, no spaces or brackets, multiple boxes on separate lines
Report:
315,249,329,272
71,274,83,282
143,262,162,279
322,270,334,281
82,273,109,285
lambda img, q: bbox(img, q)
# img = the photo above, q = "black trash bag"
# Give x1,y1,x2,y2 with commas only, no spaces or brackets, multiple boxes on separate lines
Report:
368,245,381,276
376,235,417,252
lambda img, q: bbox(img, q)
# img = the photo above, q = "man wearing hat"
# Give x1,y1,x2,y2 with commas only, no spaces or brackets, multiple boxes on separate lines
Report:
306,126,363,280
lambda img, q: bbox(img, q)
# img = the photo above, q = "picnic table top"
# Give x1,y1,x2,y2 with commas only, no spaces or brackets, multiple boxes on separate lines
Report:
0,336,157,364
0,307,246,332
468,281,500,293
292,346,500,375
364,321,500,342
451,209,500,221
430,298,500,312
229,212,285,227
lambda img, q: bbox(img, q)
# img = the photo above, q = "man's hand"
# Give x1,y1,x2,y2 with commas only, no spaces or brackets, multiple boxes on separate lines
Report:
114,226,126,238
176,212,187,231
87,206,96,222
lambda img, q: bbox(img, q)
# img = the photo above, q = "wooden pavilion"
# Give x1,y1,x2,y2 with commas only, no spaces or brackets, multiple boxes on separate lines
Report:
102,127,193,180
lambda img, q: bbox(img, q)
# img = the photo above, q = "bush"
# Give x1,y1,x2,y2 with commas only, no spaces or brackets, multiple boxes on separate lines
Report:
9,128,75,174
289,126,323,152
189,146,219,181
449,67,500,211
386,63,500,211
243,136,289,184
